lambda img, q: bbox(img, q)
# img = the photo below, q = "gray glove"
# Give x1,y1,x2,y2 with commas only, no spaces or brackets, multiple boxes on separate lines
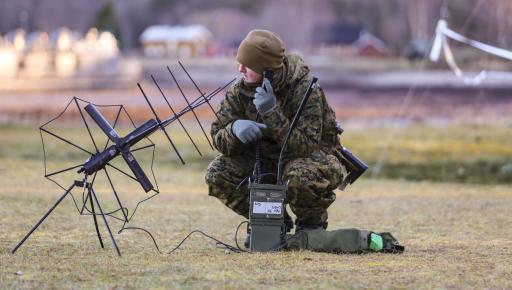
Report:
232,120,267,144
253,78,276,115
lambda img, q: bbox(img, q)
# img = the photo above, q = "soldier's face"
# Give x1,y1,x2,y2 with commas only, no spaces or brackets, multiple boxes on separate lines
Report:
238,64,263,84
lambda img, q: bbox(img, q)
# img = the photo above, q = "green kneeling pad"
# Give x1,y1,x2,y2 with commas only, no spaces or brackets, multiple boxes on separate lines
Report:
286,228,405,254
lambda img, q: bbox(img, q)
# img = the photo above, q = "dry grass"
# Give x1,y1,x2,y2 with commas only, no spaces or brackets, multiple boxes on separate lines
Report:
1,124,511,289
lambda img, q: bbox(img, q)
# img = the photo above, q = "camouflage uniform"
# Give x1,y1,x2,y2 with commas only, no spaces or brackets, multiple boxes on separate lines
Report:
205,54,347,227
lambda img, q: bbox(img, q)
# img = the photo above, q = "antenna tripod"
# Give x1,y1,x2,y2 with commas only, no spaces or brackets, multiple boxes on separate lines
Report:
11,179,121,255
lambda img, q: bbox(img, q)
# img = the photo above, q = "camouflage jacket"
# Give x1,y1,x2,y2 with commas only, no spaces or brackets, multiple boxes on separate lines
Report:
211,54,339,161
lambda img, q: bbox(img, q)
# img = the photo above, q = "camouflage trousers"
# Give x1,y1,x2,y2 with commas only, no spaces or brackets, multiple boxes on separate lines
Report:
205,150,347,227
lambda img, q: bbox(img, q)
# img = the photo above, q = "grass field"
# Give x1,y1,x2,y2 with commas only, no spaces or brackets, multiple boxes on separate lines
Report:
1,123,511,289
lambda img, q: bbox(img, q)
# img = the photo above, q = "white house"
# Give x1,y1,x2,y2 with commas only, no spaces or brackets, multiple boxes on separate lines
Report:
139,25,212,58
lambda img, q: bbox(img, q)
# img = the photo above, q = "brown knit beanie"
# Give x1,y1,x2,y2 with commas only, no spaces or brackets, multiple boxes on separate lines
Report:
236,29,285,74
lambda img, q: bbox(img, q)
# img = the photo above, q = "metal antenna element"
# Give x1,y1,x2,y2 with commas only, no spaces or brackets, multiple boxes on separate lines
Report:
12,62,236,256
178,61,224,126
167,65,215,150
150,75,202,157
158,78,235,128
137,82,186,165
74,97,100,153
277,77,318,184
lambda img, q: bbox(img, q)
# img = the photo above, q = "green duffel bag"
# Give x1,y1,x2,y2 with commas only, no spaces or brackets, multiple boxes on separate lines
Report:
286,228,405,254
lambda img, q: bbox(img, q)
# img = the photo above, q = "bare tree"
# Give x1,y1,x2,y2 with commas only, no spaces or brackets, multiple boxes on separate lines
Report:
496,0,512,47
0,0,509,51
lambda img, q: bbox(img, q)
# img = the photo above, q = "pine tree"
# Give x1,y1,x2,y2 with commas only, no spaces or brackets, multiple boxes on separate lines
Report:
94,2,123,48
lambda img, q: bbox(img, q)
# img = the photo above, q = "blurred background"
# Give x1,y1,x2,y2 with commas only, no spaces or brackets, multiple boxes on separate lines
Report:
0,0,511,184
2,0,512,53
1,2,511,287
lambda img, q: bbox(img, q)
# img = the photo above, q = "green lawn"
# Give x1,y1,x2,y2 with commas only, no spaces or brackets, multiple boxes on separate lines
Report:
1,124,511,289
342,123,512,183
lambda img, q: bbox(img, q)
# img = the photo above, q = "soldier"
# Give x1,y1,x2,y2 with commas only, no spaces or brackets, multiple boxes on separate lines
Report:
205,29,347,234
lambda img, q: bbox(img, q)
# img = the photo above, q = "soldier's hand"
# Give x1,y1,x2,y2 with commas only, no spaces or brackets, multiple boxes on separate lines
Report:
232,120,267,144
253,78,276,115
